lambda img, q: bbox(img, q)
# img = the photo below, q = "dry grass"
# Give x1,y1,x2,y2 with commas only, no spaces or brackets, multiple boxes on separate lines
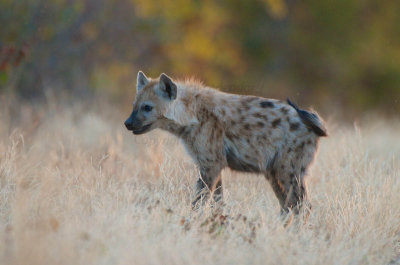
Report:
0,98,399,265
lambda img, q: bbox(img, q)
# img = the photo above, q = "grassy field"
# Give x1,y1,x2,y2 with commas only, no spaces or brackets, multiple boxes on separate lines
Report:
0,98,399,265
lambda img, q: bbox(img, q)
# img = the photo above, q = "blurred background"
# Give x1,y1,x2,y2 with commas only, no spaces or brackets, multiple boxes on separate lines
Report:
1,0,400,118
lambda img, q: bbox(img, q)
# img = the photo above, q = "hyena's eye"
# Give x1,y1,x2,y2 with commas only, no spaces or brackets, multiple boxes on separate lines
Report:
142,105,153,112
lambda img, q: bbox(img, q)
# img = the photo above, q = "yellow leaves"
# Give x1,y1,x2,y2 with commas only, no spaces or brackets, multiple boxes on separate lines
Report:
132,0,195,19
91,62,135,99
131,0,158,17
107,63,134,83
183,30,216,61
264,0,288,20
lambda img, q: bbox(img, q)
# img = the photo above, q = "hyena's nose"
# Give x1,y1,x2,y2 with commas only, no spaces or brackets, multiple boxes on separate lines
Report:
124,119,133,130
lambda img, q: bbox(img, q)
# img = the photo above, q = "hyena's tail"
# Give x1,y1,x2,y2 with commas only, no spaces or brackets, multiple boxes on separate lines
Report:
287,98,327,137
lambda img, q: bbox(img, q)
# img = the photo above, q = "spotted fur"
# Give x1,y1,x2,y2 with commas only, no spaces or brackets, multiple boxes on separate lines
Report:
125,71,327,214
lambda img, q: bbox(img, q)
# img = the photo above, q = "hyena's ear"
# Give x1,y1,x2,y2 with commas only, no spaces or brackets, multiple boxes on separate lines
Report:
137,71,149,92
158,73,177,100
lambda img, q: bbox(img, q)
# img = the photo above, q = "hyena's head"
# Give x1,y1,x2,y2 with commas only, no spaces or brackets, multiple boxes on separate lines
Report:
124,71,177,135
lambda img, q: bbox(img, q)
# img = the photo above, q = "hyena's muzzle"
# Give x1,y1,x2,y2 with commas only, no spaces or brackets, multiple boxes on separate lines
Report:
124,110,152,135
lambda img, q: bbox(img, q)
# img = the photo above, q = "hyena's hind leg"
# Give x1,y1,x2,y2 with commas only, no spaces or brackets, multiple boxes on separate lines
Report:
267,135,319,219
265,166,311,216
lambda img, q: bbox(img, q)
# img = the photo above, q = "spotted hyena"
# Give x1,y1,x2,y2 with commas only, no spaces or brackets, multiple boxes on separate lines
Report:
125,71,327,215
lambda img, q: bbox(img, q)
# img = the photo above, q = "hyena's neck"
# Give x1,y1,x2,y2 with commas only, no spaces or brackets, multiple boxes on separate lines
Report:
158,117,188,137
160,81,226,137
160,83,200,137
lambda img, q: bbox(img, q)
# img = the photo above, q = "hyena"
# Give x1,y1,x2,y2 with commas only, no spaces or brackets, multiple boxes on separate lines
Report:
125,71,327,215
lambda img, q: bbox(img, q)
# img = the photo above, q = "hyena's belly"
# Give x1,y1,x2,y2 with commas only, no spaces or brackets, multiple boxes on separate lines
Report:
223,137,271,173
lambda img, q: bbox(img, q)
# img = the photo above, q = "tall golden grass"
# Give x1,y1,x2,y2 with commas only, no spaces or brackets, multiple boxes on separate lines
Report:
0,98,399,265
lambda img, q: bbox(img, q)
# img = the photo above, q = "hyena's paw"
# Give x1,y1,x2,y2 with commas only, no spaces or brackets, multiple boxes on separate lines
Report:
280,211,294,228
191,191,225,210
280,201,312,228
191,190,209,210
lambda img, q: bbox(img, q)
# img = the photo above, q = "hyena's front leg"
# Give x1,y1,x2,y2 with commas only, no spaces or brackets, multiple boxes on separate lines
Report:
192,166,223,209
188,119,225,209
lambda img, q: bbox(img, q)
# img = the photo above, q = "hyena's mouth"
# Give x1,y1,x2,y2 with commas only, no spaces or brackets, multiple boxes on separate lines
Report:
132,123,152,135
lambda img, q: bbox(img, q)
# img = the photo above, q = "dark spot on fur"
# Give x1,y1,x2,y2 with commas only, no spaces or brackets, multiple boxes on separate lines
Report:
307,139,312,144
227,133,238,140
280,107,289,114
257,121,264,128
296,141,305,151
260,101,275,108
243,103,250,110
178,127,187,136
254,112,268,121
176,124,195,138
244,123,250,130
221,109,226,116
272,118,281,128
290,122,300,131
215,129,221,138
289,173,295,179
182,98,190,108
300,167,306,174
288,147,292,153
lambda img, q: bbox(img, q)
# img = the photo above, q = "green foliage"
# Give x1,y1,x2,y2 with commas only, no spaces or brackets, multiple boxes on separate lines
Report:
0,0,399,115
